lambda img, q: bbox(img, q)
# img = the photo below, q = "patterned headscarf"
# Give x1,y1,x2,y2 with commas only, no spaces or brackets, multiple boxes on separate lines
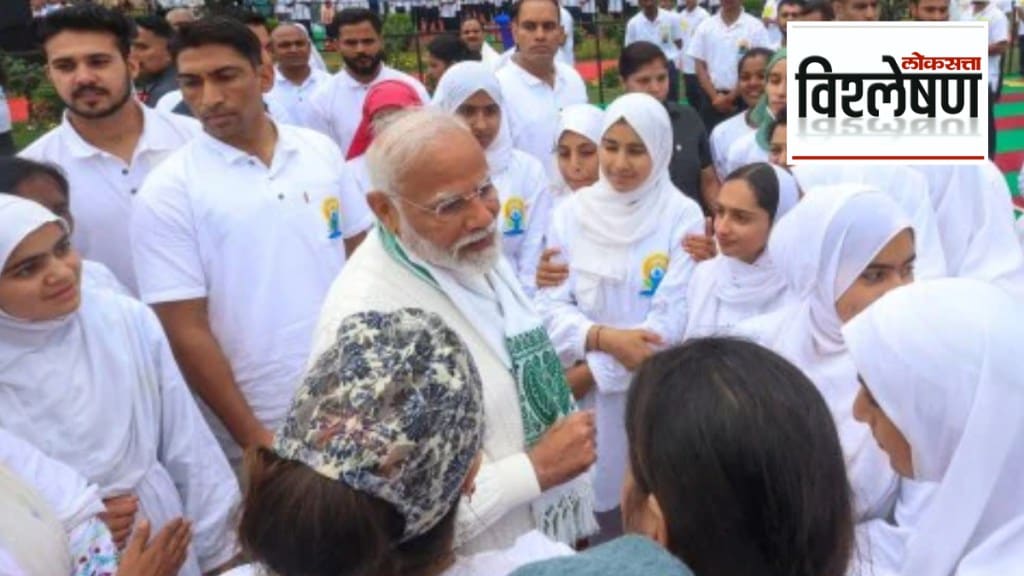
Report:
274,308,485,542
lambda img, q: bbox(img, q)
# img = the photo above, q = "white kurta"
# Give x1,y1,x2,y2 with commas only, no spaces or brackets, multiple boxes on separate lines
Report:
684,254,791,338
309,229,544,555
535,193,703,510
0,290,240,575
495,151,553,295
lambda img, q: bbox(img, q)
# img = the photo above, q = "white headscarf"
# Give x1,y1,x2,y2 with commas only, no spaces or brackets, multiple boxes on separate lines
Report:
0,196,154,499
550,104,605,196
790,164,948,280
914,163,1024,298
685,164,799,337
844,278,1024,576
572,93,678,283
738,185,911,521
432,61,515,174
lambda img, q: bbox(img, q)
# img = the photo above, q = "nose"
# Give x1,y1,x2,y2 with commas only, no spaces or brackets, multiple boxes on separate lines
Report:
72,65,101,88
464,189,498,232
198,81,225,111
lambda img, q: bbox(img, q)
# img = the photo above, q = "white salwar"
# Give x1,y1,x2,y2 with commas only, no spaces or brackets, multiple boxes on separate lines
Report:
550,104,605,207
0,197,241,575
433,62,554,295
844,278,1024,576
917,163,1024,298
735,186,907,530
790,164,948,280
684,164,799,339
535,94,705,511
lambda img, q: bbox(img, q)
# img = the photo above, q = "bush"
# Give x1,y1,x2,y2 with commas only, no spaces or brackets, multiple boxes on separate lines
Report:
382,12,416,56
601,65,622,89
0,52,46,99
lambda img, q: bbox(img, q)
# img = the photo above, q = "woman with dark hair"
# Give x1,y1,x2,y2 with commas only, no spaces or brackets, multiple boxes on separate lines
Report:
426,34,480,89
618,41,719,215
724,48,786,175
684,162,799,338
511,336,854,576
767,108,787,166
709,47,772,180
234,308,572,576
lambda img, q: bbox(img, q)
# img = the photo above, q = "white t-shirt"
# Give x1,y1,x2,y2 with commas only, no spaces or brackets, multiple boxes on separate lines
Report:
265,67,331,129
678,5,711,74
130,124,374,461
18,104,201,294
686,11,770,92
559,7,576,66
625,9,683,62
307,66,430,155
963,2,1009,91
709,110,754,179
496,60,588,178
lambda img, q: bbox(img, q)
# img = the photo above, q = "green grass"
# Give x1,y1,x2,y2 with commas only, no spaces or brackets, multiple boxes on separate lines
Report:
13,122,53,152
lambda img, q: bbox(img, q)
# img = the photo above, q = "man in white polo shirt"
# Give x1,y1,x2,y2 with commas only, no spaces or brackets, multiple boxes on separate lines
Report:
625,0,683,102
307,8,429,156
20,5,199,294
686,0,768,130
265,22,330,128
497,0,588,178
131,17,374,465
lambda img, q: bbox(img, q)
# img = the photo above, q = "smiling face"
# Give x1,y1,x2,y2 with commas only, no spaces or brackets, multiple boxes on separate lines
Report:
835,228,916,323
44,30,137,120
714,179,773,263
557,130,600,192
600,120,654,193
0,223,82,321
853,384,914,477
738,54,768,109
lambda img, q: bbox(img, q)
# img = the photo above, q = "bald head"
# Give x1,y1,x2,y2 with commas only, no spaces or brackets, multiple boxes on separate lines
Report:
166,8,195,31
270,22,312,70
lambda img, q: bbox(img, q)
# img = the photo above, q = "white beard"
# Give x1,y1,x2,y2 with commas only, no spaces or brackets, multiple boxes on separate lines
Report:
397,211,503,277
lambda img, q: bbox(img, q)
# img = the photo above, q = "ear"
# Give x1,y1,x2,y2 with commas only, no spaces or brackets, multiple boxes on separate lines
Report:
126,53,140,81
258,60,275,94
646,494,669,549
367,191,400,235
460,452,483,497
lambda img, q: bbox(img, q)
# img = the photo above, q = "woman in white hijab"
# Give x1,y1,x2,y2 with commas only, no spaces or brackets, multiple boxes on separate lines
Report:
433,61,554,296
552,104,605,204
735,185,914,530
789,163,948,281
684,162,799,338
917,162,1024,298
845,278,1024,576
535,93,705,534
0,196,240,576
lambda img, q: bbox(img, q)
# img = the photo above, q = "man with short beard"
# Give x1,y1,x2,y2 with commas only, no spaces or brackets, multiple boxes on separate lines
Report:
19,5,200,294
307,8,429,155
314,107,599,554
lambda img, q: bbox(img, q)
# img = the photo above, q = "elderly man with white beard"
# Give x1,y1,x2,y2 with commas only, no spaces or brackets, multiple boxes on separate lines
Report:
307,107,599,554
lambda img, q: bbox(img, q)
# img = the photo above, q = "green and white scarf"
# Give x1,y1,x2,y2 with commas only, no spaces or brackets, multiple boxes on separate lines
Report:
380,226,598,544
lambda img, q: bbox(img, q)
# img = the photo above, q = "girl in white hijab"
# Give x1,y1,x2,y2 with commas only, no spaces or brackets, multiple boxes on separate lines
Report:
552,104,605,204
917,162,1024,298
684,162,799,338
736,185,914,529
433,61,554,295
535,93,705,531
845,278,1024,576
790,163,948,281
0,196,240,576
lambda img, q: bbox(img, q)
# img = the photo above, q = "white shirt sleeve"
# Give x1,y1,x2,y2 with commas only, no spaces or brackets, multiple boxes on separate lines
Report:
686,19,709,62
624,17,637,45
455,452,541,546
534,209,596,367
146,305,241,572
750,19,772,48
305,83,338,143
336,163,375,239
131,165,208,304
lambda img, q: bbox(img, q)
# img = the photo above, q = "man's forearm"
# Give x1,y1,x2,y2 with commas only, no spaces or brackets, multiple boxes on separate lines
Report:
163,324,266,448
696,62,717,98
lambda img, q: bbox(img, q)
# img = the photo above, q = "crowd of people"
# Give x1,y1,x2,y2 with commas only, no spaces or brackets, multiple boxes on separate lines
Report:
1,0,1024,575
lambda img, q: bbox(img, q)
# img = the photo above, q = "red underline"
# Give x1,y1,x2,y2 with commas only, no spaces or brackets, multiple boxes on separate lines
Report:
792,155,987,160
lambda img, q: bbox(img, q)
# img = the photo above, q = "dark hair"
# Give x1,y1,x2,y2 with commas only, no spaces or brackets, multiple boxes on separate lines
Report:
134,14,174,39
169,17,262,68
333,8,382,36
778,0,806,9
724,162,782,219
618,41,668,80
770,108,788,138
738,47,774,76
38,4,137,59
801,0,836,18
510,0,562,22
625,338,854,576
235,10,270,32
427,35,479,65
460,15,485,29
239,447,459,576
0,158,70,200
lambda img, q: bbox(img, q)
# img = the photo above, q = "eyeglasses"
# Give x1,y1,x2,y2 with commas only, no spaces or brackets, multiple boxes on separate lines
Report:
388,179,497,219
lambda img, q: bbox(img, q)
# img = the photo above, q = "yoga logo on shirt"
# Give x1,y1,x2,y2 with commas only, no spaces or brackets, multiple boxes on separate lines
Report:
639,252,669,297
503,197,526,236
321,197,343,239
